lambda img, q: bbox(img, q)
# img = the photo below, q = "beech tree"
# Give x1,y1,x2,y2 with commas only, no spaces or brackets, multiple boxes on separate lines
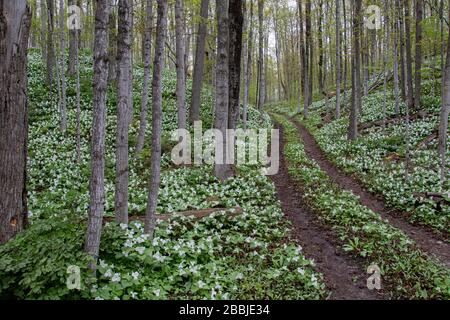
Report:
0,0,32,244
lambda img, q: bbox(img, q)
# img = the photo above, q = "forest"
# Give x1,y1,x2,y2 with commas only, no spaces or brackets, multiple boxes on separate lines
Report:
0,0,449,301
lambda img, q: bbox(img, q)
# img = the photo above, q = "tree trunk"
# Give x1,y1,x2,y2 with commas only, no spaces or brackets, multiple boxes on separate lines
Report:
108,3,117,84
404,0,414,109
59,0,67,133
438,5,450,183
85,0,110,270
136,0,153,154
75,27,81,163
114,0,133,224
414,0,423,108
214,0,233,181
394,1,400,115
189,0,209,123
348,0,361,141
397,0,407,101
46,0,55,89
40,0,47,66
175,0,186,130
228,0,243,130
144,0,168,237
243,0,253,129
335,0,341,119
68,0,77,76
257,0,264,110
0,0,31,244
305,0,313,107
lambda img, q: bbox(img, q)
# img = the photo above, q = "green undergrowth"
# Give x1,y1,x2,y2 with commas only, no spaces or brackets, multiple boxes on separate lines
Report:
272,113,449,299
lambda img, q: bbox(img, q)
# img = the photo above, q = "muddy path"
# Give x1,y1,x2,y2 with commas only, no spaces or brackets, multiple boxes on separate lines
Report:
270,124,382,300
289,117,450,268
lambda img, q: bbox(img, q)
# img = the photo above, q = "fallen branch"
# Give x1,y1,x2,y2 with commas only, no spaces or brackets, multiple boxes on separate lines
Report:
359,111,435,131
413,192,450,208
103,207,243,224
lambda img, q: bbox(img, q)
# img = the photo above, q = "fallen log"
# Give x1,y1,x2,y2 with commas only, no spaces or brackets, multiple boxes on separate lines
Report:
415,131,438,150
413,192,450,211
103,207,243,224
359,111,434,131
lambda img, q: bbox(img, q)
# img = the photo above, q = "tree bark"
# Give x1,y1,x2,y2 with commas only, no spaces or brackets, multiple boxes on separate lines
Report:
335,0,341,119
414,0,423,108
348,0,361,141
144,0,168,237
136,0,153,154
243,0,253,129
175,0,187,130
114,0,133,224
438,5,450,183
256,0,265,110
0,0,31,244
68,0,78,76
214,0,233,181
189,0,209,123
85,0,110,270
108,3,117,84
404,0,414,109
46,0,55,89
59,0,67,133
228,0,243,130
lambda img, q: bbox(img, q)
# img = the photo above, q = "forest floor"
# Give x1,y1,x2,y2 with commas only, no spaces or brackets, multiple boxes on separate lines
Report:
270,124,382,300
288,116,450,268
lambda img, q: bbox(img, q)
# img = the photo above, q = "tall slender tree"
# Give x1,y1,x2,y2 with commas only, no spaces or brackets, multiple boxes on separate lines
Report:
175,0,187,130
144,0,169,237
414,0,423,109
115,0,133,224
190,0,210,123
85,0,110,270
335,0,341,119
214,0,233,181
228,0,244,130
348,0,362,140
136,0,154,154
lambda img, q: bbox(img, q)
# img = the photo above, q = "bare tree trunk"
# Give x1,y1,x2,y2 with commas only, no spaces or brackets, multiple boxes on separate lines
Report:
306,0,313,106
398,0,407,101
190,0,209,123
335,0,341,119
144,0,168,237
228,0,243,130
59,0,67,133
68,0,77,75
404,0,415,109
243,0,253,129
394,0,400,115
85,0,110,270
214,0,233,181
40,0,47,66
108,3,117,84
414,0,423,109
348,0,361,141
257,0,264,110
114,0,133,224
175,0,187,130
383,0,389,128
136,0,153,154
438,5,450,183
46,0,55,90
0,0,31,244
75,28,81,163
